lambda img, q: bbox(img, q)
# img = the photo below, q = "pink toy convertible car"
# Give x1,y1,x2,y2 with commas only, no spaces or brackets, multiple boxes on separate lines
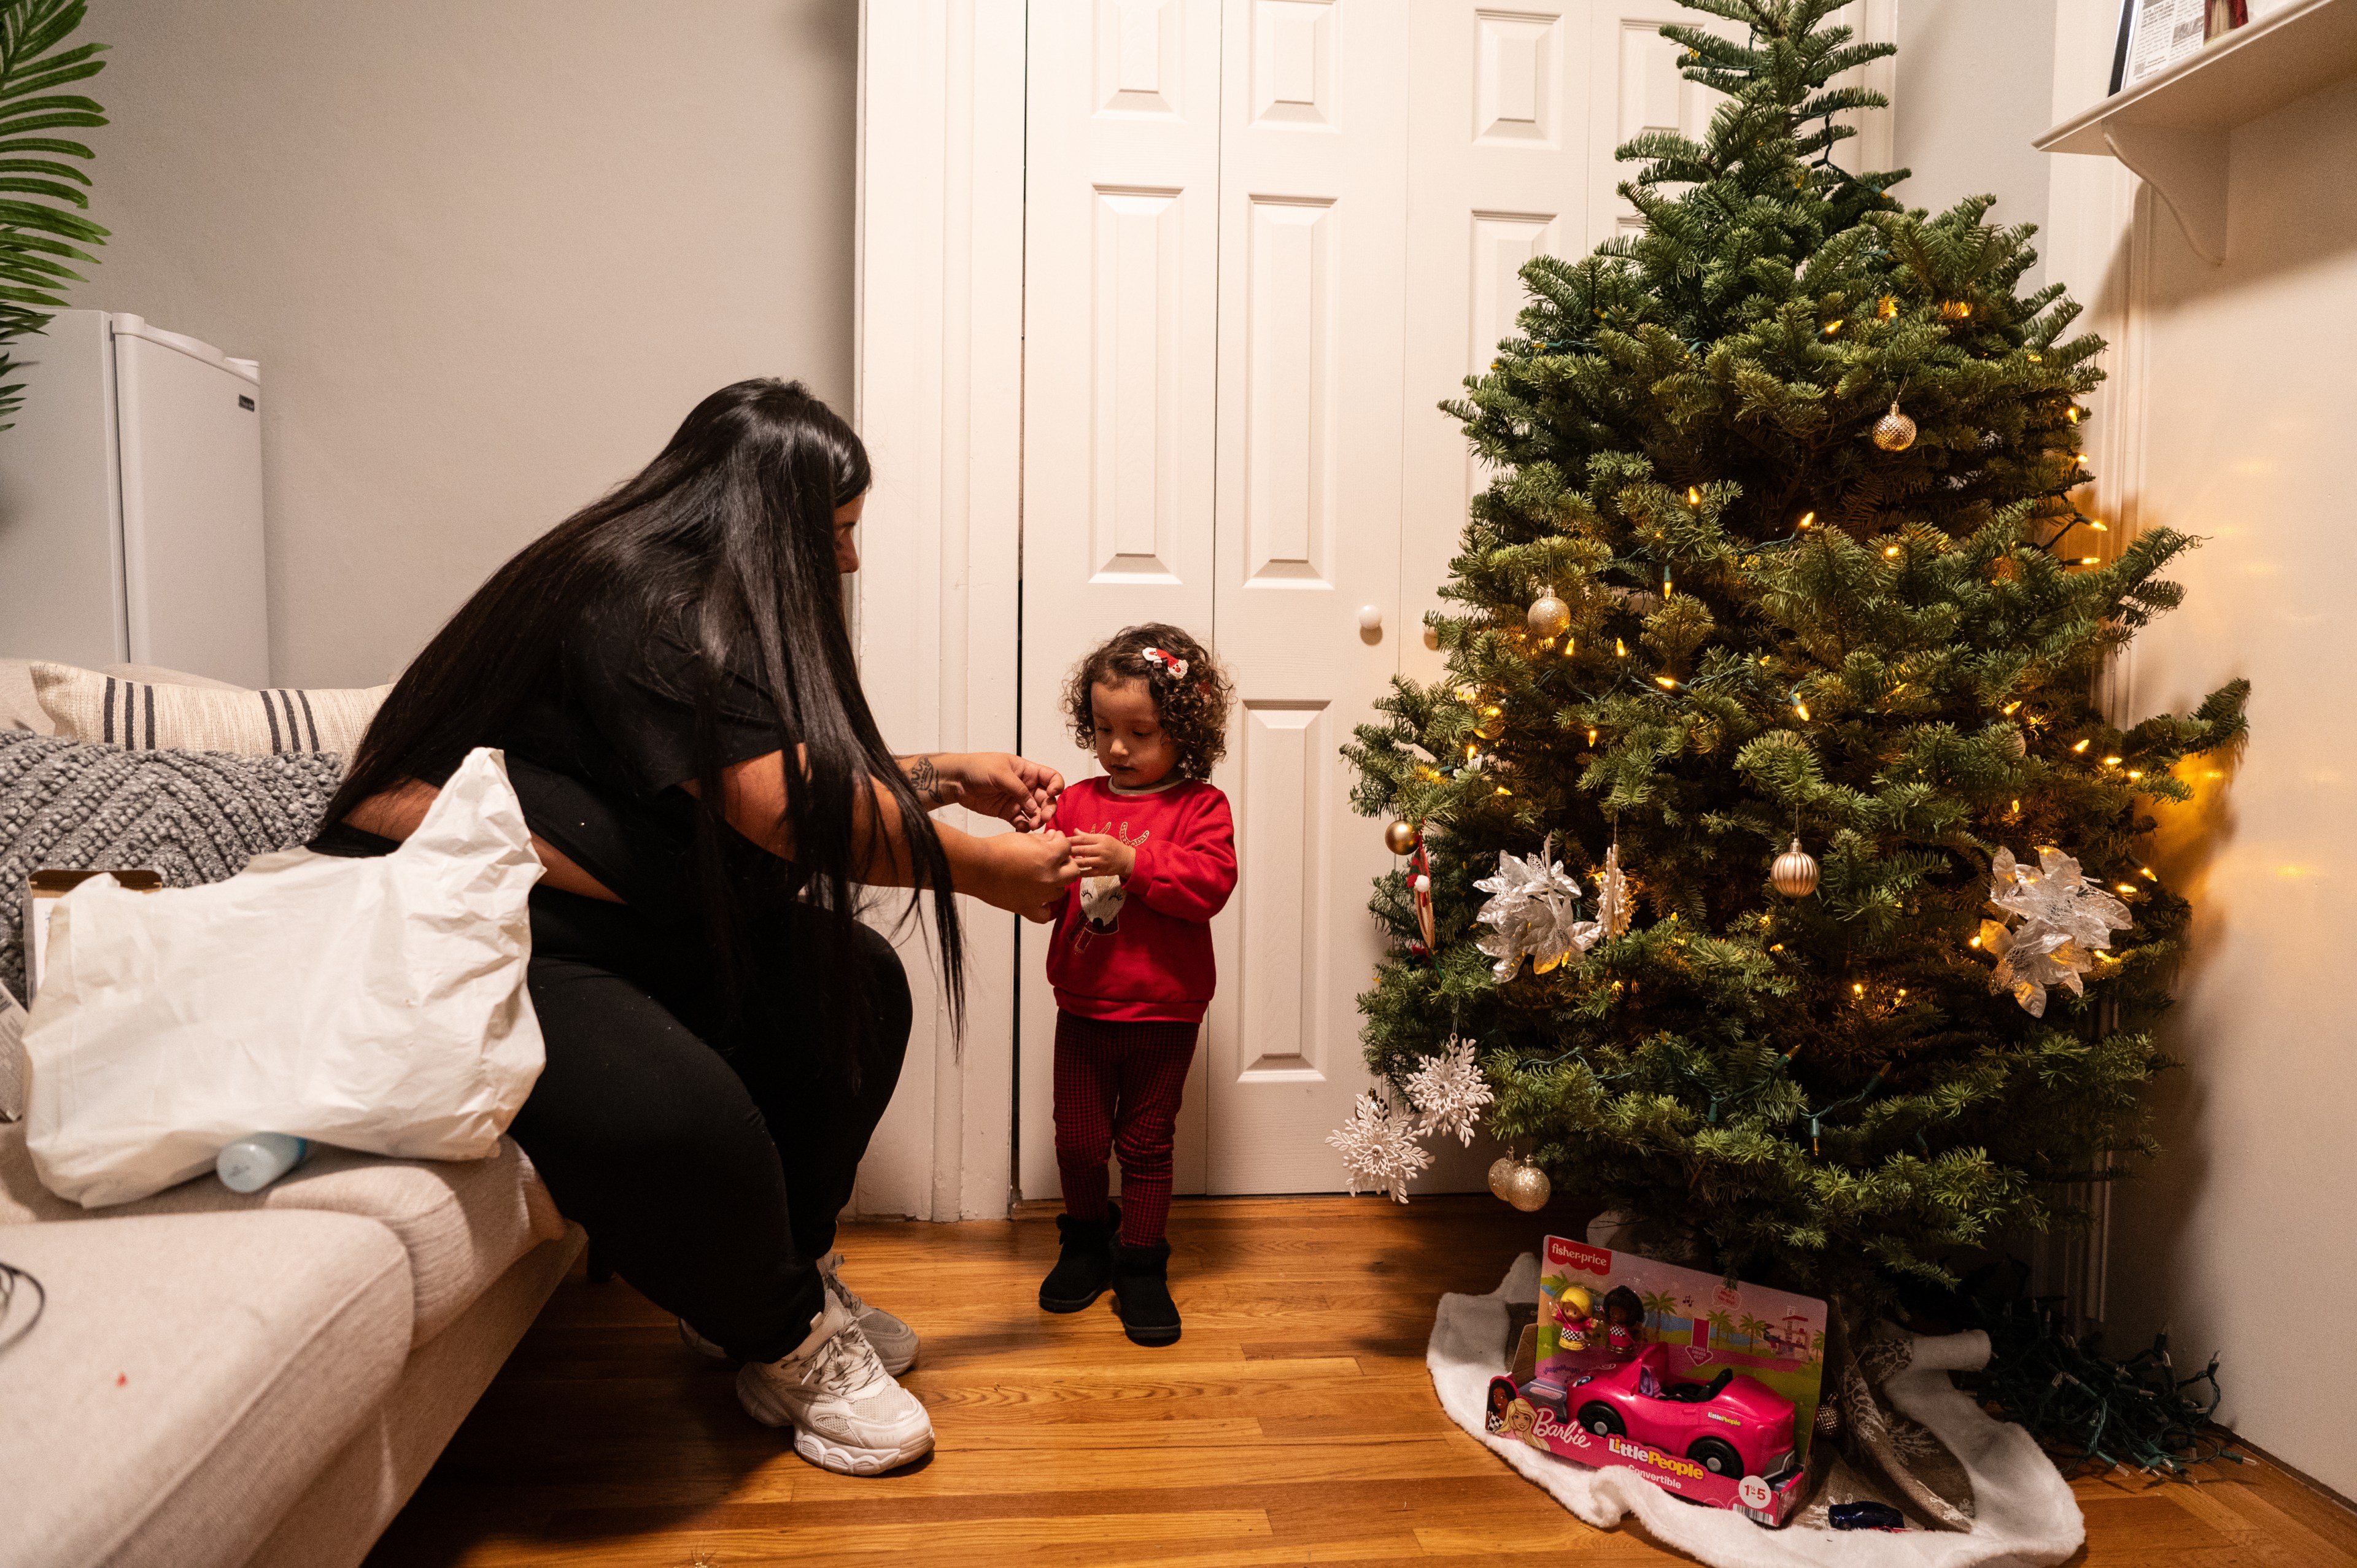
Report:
1557,1343,1799,1481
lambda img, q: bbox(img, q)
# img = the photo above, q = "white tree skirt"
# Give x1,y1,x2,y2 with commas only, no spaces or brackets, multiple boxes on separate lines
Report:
1428,1254,2085,1568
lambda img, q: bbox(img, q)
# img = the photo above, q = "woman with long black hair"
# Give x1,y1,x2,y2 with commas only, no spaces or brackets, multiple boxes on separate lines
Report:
313,379,1077,1475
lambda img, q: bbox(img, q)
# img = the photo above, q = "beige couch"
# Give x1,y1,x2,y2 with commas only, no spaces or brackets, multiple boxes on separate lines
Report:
0,657,585,1568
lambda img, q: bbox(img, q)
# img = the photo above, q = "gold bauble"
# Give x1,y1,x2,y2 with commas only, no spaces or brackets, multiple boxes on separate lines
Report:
1488,1156,1520,1201
1384,819,1419,857
2005,726,2027,759
1475,710,1505,740
1872,401,1917,452
1527,587,1573,639
1771,836,1820,897
1503,1161,1552,1213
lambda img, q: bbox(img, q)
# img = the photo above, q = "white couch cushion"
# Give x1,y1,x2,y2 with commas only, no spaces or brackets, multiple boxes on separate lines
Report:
0,1122,565,1348
0,1210,412,1568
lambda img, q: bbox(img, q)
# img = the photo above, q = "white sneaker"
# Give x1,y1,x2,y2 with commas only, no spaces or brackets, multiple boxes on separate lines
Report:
678,1252,919,1376
820,1251,919,1375
735,1296,935,1475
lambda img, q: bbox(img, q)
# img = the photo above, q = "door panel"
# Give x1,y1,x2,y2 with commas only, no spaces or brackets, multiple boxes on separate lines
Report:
1020,0,1224,1202
1199,0,1407,1194
1396,2,1600,1189
1592,2,1738,245
1401,2,1593,697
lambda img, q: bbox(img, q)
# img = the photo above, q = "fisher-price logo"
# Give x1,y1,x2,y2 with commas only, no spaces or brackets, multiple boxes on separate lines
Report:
1606,1435,1708,1482
1547,1238,1614,1276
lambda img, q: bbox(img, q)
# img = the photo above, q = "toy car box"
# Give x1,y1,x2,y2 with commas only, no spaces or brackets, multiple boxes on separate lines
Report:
1482,1237,1828,1527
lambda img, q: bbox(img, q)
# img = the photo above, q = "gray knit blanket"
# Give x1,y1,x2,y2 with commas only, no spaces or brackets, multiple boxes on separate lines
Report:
0,732,343,998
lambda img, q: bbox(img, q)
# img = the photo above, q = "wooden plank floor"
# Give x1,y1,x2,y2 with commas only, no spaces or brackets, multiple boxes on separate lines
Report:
367,1195,2357,1568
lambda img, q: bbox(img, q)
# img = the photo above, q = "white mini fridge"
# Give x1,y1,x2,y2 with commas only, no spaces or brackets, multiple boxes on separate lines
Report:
0,310,268,686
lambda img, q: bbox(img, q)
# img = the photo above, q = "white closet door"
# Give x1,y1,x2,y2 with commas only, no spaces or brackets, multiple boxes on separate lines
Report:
1015,1,1756,1199
1018,0,1225,1200
1199,0,1409,1193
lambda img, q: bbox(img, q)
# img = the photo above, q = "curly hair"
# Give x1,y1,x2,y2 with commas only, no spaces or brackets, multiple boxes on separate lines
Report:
1062,622,1233,780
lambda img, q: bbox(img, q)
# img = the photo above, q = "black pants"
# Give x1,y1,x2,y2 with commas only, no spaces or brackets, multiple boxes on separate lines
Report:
516,888,911,1364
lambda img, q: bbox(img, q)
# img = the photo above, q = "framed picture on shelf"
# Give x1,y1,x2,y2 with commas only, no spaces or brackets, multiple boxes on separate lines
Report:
2110,0,2250,93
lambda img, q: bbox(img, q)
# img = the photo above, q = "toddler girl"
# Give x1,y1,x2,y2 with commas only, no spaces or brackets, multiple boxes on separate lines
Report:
1036,624,1235,1346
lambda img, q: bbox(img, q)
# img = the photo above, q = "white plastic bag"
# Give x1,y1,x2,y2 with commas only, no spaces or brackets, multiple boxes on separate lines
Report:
24,747,546,1207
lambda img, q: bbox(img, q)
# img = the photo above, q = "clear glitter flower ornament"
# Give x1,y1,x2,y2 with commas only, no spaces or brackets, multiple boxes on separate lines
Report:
1326,1091,1434,1203
1405,1037,1493,1147
1473,838,1600,981
1979,846,2133,1016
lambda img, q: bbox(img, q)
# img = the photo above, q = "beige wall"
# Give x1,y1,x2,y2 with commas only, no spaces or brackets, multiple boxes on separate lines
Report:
75,0,858,687
1893,0,2056,293
2045,2,2357,1498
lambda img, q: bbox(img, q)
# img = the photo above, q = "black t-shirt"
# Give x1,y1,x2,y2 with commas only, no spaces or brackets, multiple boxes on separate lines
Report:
339,586,799,921
509,588,791,914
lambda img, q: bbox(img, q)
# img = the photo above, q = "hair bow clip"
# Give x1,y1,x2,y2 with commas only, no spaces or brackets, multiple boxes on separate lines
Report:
1143,646,1190,681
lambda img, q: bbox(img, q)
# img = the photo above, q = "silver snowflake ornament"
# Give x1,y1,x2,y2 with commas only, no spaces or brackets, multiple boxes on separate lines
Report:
1326,1091,1434,1203
1473,839,1600,982
1406,1037,1493,1147
1980,846,2132,1016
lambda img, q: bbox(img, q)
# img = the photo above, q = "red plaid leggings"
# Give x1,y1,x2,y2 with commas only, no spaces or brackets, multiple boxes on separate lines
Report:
1052,1011,1198,1246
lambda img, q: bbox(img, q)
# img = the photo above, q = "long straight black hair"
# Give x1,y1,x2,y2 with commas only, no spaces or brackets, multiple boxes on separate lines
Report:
325,379,961,1046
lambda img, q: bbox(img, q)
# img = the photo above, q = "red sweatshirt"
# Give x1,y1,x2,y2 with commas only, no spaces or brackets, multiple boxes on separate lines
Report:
1045,776,1237,1022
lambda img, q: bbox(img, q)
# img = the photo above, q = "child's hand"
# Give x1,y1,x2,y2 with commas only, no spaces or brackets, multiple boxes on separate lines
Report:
1068,832,1136,880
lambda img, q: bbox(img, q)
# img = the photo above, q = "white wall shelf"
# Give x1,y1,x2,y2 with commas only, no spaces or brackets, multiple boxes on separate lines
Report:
2035,0,2357,263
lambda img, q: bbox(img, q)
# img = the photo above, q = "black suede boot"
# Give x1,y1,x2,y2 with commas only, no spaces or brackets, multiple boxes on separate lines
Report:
1039,1202,1119,1313
1110,1237,1181,1346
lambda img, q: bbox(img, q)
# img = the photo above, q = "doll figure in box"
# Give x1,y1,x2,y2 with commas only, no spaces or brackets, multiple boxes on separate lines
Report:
1547,1283,1596,1353
1485,1379,1515,1433
1601,1286,1644,1359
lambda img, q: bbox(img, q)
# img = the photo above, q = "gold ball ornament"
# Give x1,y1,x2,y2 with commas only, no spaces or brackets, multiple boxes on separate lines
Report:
1384,819,1419,856
1872,401,1918,452
1475,710,1505,741
1771,837,1821,897
1503,1161,1552,1213
2005,726,2027,759
1488,1156,1520,1201
1526,585,1573,639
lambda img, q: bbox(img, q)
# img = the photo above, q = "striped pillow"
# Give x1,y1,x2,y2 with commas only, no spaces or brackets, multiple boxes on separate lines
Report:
30,662,389,761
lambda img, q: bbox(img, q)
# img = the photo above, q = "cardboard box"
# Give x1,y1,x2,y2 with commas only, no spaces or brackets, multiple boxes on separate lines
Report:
1482,1237,1827,1527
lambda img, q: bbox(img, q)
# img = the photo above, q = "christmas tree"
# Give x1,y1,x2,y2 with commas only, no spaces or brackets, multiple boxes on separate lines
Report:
1344,0,2247,1326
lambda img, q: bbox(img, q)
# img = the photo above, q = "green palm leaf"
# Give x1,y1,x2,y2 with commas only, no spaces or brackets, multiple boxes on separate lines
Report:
0,0,107,429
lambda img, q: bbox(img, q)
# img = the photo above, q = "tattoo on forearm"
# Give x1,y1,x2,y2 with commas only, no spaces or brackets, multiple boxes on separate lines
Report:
906,754,942,808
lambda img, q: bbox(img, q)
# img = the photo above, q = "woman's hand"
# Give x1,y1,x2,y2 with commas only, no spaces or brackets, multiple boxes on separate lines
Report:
902,752,1064,829
1068,832,1136,881
972,827,1079,913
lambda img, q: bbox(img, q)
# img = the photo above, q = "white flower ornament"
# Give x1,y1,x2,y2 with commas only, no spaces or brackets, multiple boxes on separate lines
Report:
1979,846,2133,1016
1472,837,1600,982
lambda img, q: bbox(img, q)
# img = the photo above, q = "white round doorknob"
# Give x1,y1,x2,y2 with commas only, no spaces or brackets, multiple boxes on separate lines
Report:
1357,604,1382,633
